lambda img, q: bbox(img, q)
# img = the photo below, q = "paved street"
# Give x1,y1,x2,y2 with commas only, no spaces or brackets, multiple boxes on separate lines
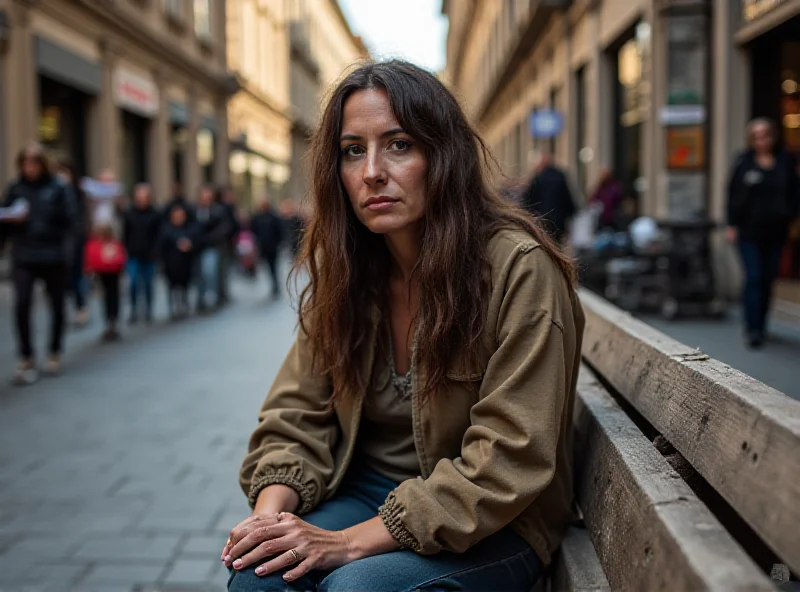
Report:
0,275,295,592
642,308,800,401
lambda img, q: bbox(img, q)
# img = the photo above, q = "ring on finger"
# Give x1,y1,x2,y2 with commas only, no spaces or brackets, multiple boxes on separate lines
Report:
289,549,300,563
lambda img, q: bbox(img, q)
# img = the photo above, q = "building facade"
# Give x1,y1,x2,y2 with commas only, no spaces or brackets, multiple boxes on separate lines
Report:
284,0,367,205
0,0,235,203
225,0,366,208
443,0,800,306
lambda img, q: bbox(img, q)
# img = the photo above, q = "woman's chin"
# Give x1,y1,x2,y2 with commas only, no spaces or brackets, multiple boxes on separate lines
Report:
363,217,410,235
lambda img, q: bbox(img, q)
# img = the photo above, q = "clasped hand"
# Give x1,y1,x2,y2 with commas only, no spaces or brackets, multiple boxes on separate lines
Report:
221,512,354,582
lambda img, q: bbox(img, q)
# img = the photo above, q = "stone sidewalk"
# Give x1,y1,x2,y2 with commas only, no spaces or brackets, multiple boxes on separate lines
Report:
0,279,296,591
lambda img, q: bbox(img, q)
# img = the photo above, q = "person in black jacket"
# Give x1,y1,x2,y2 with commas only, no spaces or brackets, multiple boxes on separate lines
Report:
727,118,800,348
251,197,285,298
56,158,91,327
519,152,577,244
194,184,230,312
0,143,75,385
159,204,198,319
216,185,240,306
123,183,162,324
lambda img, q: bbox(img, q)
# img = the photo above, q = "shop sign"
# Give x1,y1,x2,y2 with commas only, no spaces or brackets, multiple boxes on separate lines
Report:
742,0,787,22
529,109,564,138
114,68,159,118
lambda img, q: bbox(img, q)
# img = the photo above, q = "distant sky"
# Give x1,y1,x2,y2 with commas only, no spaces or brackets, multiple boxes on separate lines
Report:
338,0,448,73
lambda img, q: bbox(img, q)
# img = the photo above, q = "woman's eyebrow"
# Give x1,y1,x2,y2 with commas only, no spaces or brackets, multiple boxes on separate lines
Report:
340,128,407,142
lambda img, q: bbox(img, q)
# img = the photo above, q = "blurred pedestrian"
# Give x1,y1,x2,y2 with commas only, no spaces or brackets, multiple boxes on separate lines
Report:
194,184,230,312
251,196,284,298
159,205,197,319
57,158,91,327
0,143,74,385
589,167,625,231
82,169,123,229
279,198,305,260
216,185,240,306
224,61,581,592
519,152,577,244
122,183,161,324
163,181,195,225
727,117,800,348
85,223,126,342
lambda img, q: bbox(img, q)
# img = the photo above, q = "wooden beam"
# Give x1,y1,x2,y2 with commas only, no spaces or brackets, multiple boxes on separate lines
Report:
551,527,611,592
574,366,772,591
580,289,800,574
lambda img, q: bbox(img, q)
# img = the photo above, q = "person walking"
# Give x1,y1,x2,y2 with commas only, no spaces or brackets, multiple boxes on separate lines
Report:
0,143,75,385
223,61,583,592
56,159,91,327
159,205,198,320
251,196,284,298
727,117,800,348
519,152,577,244
122,183,161,324
589,167,625,231
194,185,230,313
85,223,126,341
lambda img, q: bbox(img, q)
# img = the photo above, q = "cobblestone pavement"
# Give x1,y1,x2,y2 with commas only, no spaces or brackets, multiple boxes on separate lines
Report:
0,275,295,591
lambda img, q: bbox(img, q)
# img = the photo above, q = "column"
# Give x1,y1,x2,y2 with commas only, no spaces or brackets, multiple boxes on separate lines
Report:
95,39,120,175
213,96,230,186
3,1,37,178
587,7,607,188
149,68,171,203
183,86,200,198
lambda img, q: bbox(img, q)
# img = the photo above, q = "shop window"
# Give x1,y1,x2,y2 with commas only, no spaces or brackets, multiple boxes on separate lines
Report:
194,0,212,42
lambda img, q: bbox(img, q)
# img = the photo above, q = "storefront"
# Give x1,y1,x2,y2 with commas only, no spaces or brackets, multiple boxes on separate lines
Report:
113,66,159,193
35,36,101,177
610,23,650,221
738,0,800,283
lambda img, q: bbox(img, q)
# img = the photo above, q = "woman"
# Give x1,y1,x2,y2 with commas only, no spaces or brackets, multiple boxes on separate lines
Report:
727,118,800,348
57,159,91,327
0,143,74,385
223,61,584,592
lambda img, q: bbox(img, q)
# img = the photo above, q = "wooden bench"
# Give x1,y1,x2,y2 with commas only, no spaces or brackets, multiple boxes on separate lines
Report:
549,290,800,591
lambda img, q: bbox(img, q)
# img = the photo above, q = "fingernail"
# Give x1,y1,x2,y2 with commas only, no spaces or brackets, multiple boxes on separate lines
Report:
223,555,231,563
283,574,293,581
233,559,243,569
255,567,265,576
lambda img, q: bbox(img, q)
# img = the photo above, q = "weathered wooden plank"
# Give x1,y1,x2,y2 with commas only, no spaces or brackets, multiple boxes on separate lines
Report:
574,366,773,592
550,527,611,592
580,289,800,574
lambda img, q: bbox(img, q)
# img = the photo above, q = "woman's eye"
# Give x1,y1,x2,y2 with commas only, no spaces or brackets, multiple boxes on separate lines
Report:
343,145,364,157
391,139,411,151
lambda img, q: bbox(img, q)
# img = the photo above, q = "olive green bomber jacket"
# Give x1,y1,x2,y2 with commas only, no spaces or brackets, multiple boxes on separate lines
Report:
239,228,585,567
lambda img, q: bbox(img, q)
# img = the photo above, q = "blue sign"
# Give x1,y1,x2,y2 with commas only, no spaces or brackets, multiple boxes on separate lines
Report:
529,109,564,138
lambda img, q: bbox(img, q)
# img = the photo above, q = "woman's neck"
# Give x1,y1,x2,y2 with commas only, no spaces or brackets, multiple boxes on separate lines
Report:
385,227,422,285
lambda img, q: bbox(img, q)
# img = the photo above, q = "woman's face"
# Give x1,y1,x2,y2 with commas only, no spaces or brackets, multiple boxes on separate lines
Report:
751,122,774,154
339,89,427,236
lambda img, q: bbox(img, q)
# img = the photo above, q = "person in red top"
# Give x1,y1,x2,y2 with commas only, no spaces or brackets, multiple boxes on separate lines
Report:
85,223,127,341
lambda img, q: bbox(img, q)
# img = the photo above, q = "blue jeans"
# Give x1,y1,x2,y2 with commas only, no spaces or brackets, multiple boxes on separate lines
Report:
126,258,155,316
228,463,542,592
196,248,220,308
738,239,784,337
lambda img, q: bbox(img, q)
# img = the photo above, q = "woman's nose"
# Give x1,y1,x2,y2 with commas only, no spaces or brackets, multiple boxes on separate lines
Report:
362,152,386,186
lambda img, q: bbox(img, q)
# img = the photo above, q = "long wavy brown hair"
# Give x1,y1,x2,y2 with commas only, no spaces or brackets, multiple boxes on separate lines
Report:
296,61,576,406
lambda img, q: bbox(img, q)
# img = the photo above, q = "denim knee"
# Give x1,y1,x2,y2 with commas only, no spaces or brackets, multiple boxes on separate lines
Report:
228,565,313,592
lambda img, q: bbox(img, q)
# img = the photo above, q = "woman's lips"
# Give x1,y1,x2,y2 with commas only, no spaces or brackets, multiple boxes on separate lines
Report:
364,197,399,212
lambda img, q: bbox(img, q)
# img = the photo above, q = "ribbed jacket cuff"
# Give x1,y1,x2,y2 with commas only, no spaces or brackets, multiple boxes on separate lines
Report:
378,491,422,552
247,468,318,514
